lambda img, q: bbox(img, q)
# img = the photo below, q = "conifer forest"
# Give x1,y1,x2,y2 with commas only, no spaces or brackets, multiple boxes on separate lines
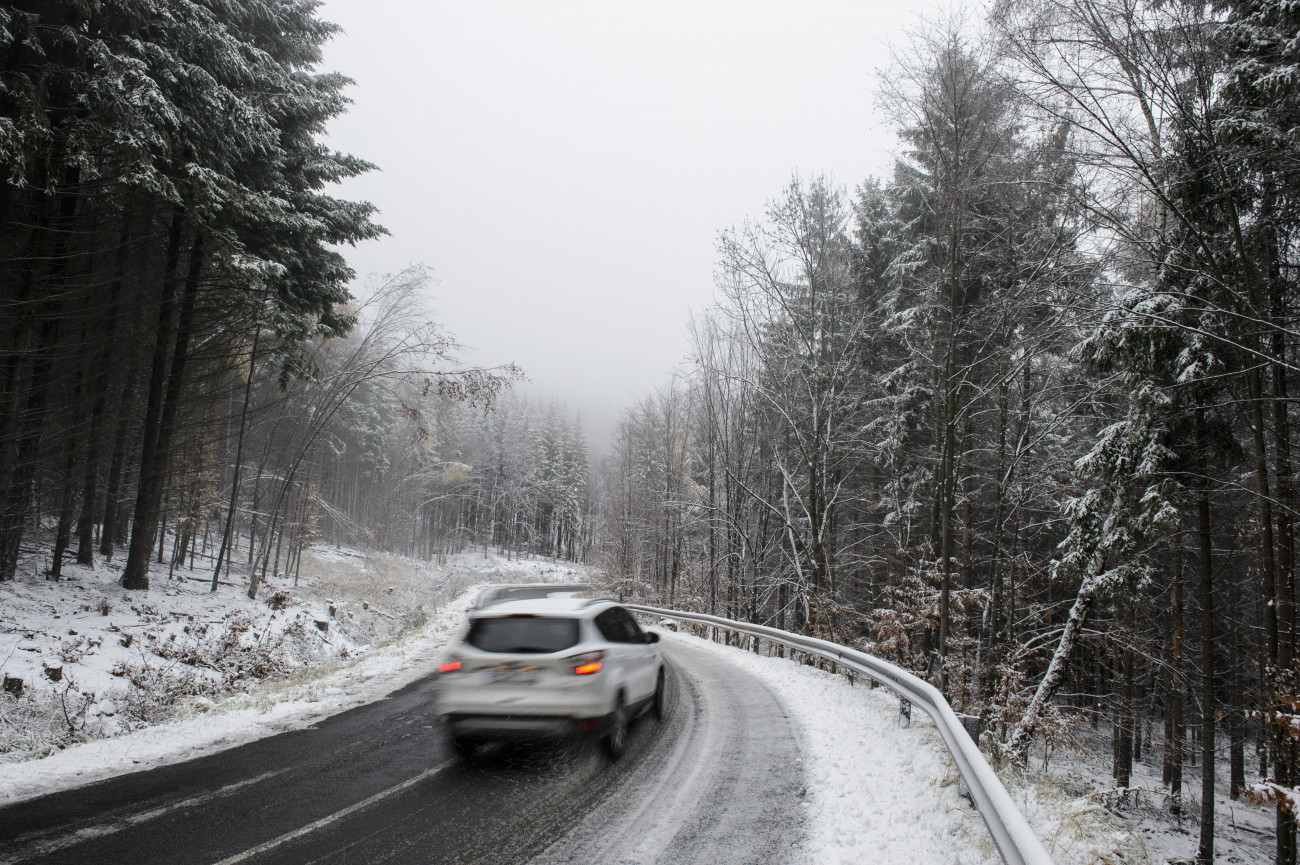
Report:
4,0,1300,862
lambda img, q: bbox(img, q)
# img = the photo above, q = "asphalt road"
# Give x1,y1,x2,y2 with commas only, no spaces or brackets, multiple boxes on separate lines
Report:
0,638,806,865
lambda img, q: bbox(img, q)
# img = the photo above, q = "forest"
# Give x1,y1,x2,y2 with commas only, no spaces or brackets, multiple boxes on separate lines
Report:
0,0,591,601
597,1,1300,862
2,0,1299,862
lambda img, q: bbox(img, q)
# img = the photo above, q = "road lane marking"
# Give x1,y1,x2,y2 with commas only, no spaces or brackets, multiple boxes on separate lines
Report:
210,761,453,865
0,770,284,865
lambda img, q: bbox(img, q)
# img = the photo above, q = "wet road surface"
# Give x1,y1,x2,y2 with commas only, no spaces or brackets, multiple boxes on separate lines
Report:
0,638,805,865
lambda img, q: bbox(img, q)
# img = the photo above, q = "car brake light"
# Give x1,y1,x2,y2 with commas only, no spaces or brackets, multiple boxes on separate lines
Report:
571,651,604,675
438,661,462,673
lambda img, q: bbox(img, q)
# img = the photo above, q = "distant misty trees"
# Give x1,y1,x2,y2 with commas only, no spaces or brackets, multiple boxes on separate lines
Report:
365,394,594,564
306,364,592,565
594,2,1300,861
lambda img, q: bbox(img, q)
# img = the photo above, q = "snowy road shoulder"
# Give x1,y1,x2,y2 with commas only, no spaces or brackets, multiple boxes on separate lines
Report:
659,631,987,865
660,629,1129,865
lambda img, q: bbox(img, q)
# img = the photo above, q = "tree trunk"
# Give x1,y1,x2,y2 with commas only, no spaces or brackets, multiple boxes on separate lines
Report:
0,169,79,581
75,206,136,565
1170,533,1184,808
1117,605,1135,787
1194,403,1215,864
212,307,265,591
1003,525,1108,763
123,219,198,590
98,359,138,560
1229,621,1245,800
50,437,79,578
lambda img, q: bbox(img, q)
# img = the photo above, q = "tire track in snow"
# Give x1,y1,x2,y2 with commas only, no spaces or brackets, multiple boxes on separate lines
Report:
527,637,806,865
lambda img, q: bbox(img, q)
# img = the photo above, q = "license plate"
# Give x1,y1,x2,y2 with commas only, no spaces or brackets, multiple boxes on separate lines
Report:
489,667,538,685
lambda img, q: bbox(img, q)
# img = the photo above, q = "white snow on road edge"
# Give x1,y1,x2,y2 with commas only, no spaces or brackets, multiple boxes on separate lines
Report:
0,588,472,805
661,629,1130,865
659,630,991,865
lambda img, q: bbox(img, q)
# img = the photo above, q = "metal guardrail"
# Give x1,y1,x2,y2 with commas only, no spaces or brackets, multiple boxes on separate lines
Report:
626,604,1054,865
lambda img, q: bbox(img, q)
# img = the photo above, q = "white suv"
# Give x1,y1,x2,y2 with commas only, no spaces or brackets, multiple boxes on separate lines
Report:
437,595,665,758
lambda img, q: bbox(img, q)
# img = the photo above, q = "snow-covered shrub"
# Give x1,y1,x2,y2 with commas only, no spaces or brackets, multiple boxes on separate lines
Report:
400,607,427,632
863,568,933,673
110,658,219,726
57,636,87,664
1245,686,1300,826
982,664,1081,768
102,610,334,727
806,591,864,645
0,679,98,760
983,766,1142,865
151,610,300,689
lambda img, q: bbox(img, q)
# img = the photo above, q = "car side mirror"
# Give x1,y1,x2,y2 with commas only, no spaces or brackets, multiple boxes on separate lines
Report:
646,632,660,644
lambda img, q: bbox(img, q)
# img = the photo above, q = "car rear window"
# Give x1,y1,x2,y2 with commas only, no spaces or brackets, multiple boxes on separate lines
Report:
479,585,592,606
466,616,580,653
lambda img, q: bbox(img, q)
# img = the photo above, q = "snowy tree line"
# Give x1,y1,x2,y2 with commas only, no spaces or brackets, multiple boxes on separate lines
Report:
316,387,592,566
0,4,564,599
594,2,1300,861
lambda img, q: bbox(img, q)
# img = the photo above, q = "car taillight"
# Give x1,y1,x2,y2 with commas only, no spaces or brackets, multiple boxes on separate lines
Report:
438,660,462,673
571,651,604,675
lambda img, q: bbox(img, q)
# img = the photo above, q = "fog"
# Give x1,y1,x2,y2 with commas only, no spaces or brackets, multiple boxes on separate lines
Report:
319,0,931,446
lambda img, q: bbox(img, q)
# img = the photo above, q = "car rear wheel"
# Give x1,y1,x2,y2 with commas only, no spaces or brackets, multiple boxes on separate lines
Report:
651,667,666,720
604,696,628,759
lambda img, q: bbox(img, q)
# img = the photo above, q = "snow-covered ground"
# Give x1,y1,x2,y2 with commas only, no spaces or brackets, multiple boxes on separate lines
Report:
1037,723,1273,865
6,551,1266,864
661,629,1135,865
0,546,593,804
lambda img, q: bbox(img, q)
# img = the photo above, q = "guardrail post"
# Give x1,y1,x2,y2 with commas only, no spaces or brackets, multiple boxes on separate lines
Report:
957,713,982,744
899,697,912,728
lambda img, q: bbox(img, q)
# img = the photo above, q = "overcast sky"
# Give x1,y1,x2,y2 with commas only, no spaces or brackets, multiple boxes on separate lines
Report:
319,0,934,446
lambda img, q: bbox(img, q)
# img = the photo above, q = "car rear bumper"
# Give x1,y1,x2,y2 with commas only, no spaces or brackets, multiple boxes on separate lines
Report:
443,712,609,741
438,677,612,719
